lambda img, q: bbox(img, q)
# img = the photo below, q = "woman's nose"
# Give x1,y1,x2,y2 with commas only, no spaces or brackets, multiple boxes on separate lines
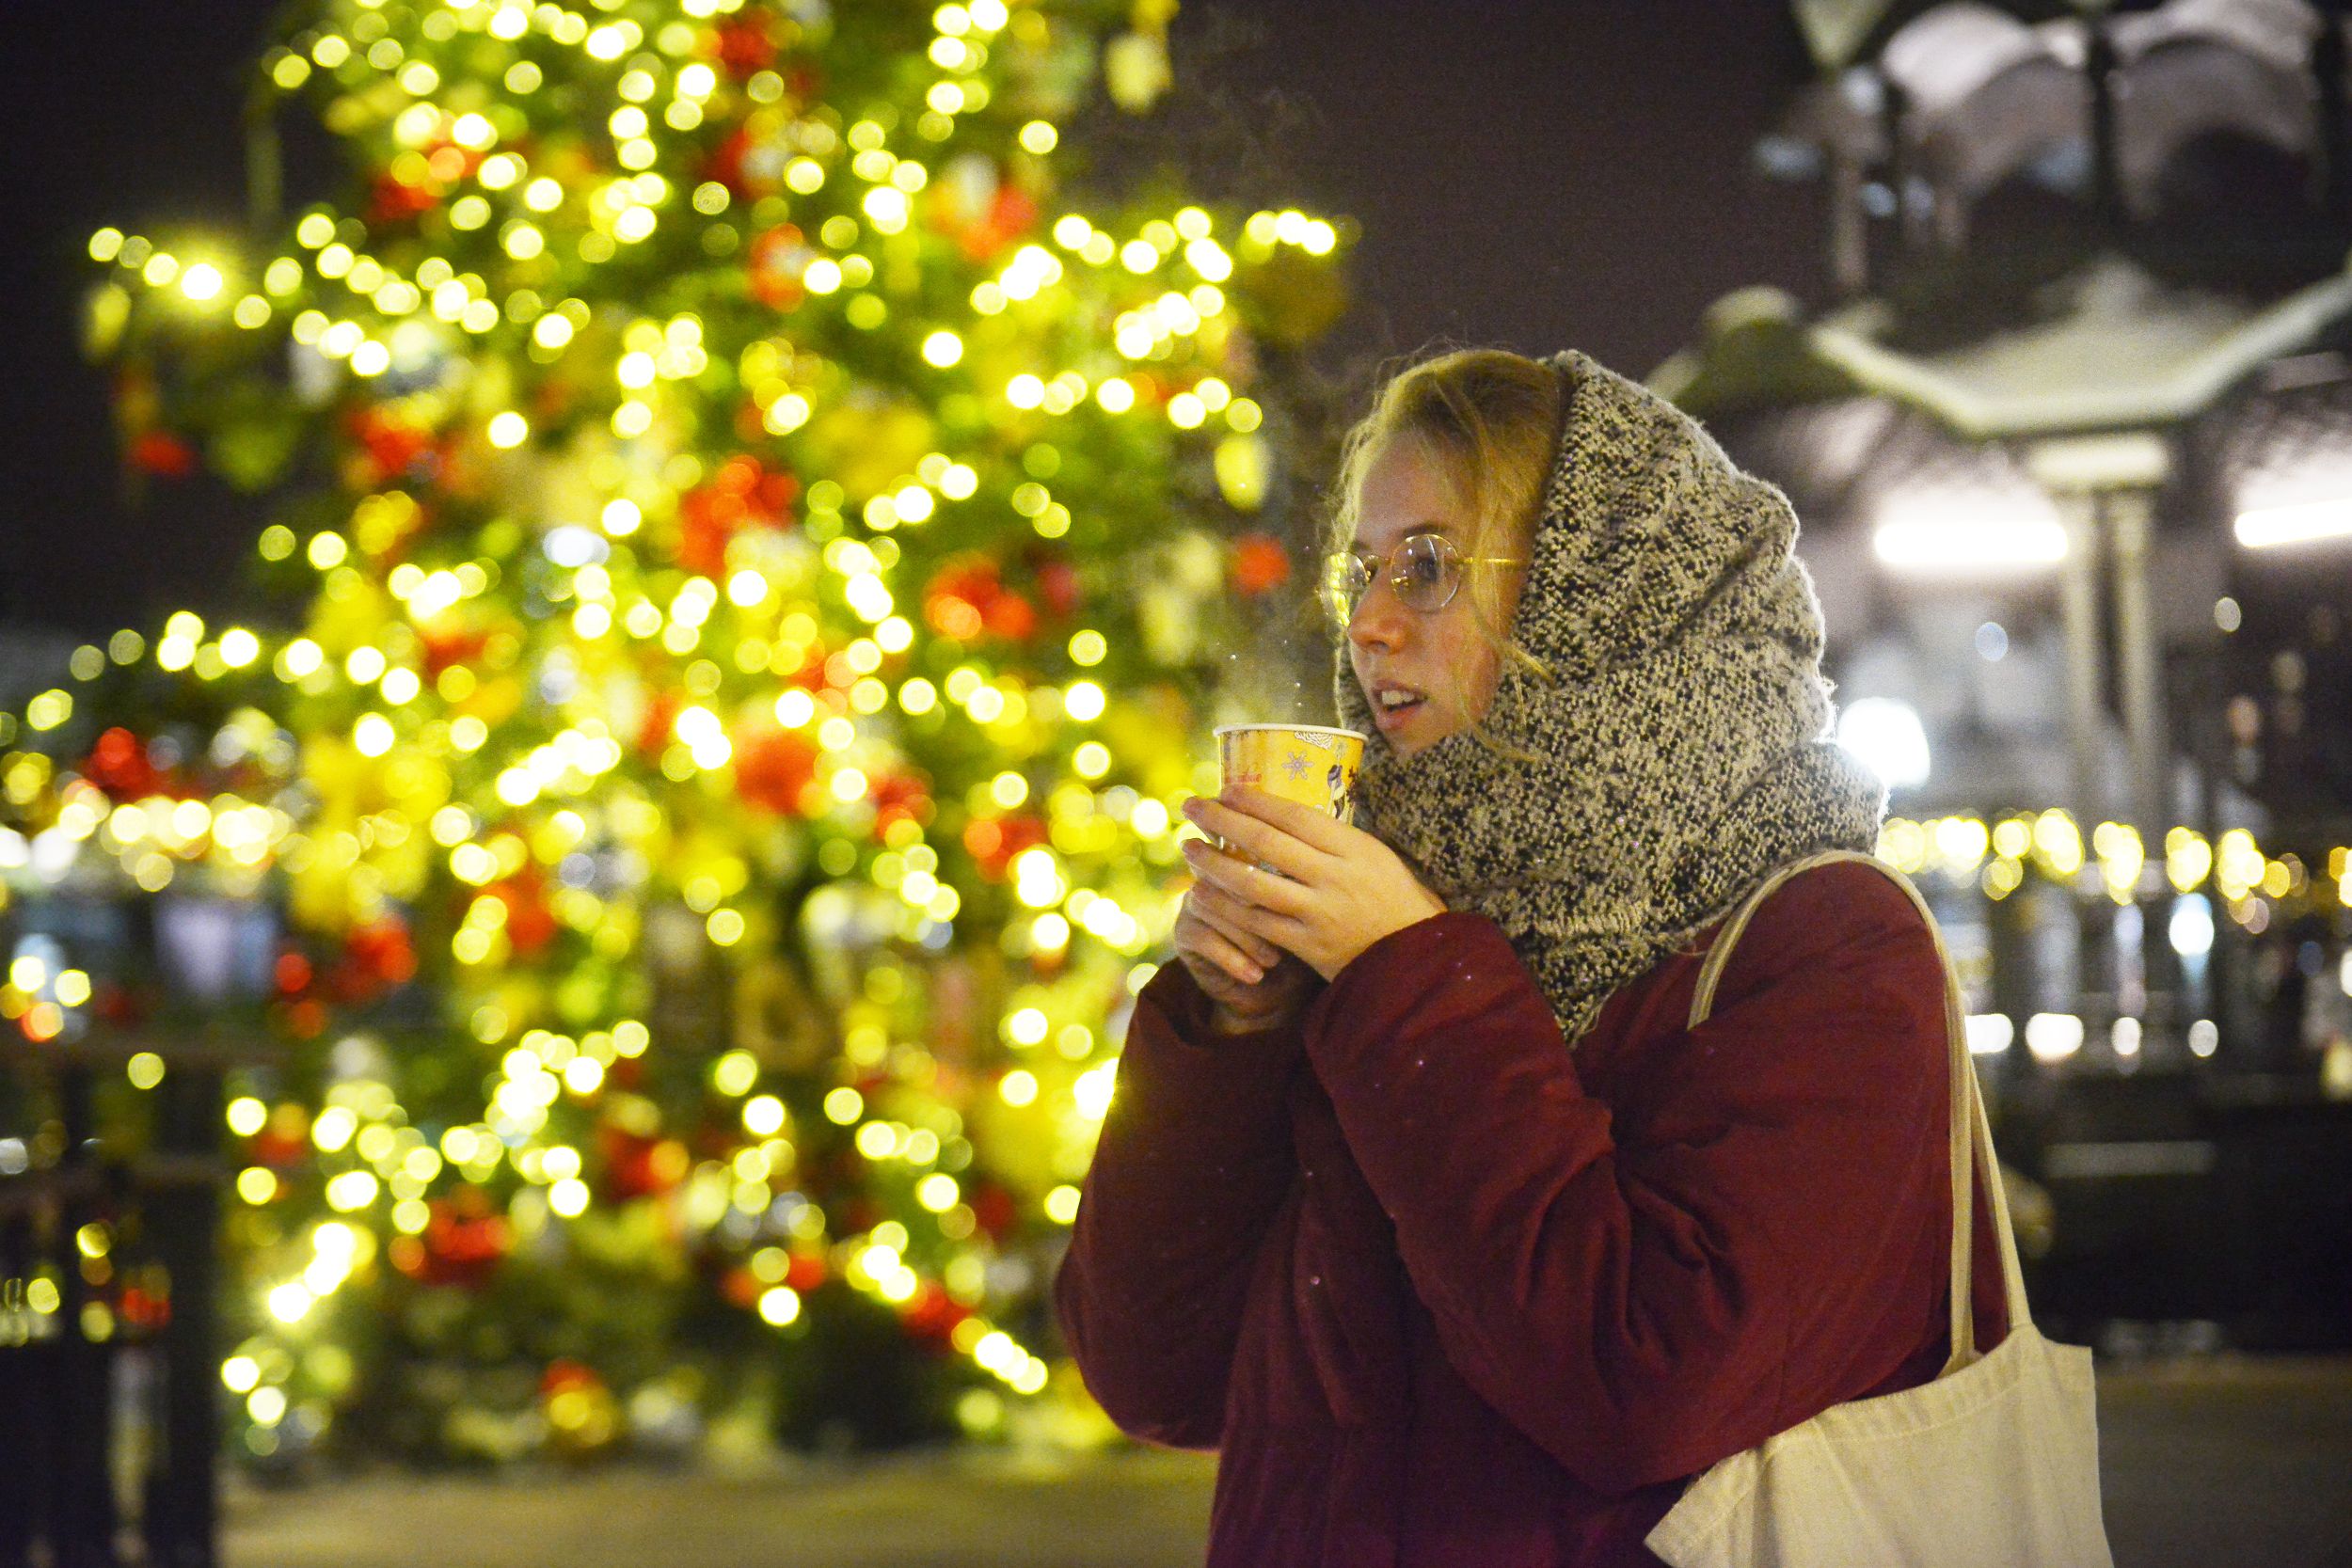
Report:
1347,573,1409,652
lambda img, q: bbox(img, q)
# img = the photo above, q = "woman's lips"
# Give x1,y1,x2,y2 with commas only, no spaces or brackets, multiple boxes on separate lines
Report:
1373,695,1425,731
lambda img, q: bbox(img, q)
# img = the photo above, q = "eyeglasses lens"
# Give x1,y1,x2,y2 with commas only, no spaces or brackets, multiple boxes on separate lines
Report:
1325,534,1457,626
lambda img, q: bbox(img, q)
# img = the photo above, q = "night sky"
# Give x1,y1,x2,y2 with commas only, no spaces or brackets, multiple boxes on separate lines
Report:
0,0,1820,641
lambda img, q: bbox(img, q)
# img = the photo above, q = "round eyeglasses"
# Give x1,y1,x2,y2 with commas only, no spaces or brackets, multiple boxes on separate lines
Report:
1321,532,1525,629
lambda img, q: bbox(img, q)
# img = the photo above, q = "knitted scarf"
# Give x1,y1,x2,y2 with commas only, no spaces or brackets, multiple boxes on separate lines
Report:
1330,350,1887,1048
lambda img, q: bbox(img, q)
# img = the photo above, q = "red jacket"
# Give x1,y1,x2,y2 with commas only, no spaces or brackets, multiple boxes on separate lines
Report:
1055,860,2010,1568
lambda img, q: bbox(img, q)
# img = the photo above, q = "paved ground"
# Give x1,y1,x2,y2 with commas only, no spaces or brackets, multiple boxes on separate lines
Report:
223,1355,2352,1568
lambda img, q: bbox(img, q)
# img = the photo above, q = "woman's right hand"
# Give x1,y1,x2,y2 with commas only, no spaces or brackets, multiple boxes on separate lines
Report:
1173,848,1318,1034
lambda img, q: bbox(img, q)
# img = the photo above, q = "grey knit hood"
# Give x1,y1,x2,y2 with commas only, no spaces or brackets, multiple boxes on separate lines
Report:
1330,349,1886,1047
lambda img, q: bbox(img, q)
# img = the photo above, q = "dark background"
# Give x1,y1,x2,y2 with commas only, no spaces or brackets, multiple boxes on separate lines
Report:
0,0,1820,640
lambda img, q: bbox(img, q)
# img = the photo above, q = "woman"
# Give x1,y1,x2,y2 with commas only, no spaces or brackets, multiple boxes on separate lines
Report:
1054,348,2009,1567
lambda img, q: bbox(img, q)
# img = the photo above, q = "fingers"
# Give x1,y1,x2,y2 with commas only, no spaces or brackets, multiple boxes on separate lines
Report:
1186,882,1284,970
1175,905,1266,986
1215,785,1355,856
1178,835,1309,919
1181,798,1324,883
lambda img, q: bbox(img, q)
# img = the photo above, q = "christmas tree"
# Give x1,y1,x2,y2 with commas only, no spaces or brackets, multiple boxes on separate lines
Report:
0,0,1350,1465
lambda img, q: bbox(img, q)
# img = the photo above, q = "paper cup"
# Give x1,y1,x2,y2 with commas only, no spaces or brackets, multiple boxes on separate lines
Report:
1212,724,1367,873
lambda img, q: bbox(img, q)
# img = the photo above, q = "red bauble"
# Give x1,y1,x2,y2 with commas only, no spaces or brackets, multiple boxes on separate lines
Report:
81,728,166,801
484,872,560,957
274,951,312,996
983,591,1037,641
900,1280,971,1344
342,916,419,990
398,1191,513,1290
714,15,778,77
968,1181,1018,1241
869,770,930,839
963,814,1048,881
677,455,798,575
348,406,444,491
367,171,438,225
949,182,1042,264
1231,532,1293,596
315,918,415,1006
744,224,812,312
539,1357,603,1400
636,689,682,760
922,556,1002,641
1034,556,1084,617
419,626,486,678
735,719,821,817
129,432,197,479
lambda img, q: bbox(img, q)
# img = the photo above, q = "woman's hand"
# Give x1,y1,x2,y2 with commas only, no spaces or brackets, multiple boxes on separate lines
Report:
1178,785,1449,983
1172,852,1321,1034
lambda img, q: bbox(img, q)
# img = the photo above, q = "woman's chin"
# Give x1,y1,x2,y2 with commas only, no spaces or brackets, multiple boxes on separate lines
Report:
1379,710,1454,759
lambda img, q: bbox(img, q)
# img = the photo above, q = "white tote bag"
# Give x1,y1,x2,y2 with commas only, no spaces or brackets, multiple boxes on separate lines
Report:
1645,850,2116,1568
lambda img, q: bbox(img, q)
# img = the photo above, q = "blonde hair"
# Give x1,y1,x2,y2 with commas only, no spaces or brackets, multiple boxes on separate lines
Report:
1325,347,1562,762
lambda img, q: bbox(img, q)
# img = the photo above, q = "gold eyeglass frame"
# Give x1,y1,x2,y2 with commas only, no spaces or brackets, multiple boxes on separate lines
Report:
1320,531,1527,628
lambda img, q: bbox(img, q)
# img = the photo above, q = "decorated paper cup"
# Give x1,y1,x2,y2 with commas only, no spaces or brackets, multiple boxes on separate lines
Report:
1212,723,1366,873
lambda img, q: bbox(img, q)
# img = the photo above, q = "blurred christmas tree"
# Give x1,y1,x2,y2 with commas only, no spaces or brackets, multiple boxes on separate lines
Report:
0,0,1349,1465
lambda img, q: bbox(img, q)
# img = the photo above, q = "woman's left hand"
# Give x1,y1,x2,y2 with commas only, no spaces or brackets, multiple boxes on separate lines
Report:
1178,785,1449,982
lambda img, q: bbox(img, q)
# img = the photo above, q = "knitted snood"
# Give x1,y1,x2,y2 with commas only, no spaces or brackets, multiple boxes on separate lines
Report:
1330,350,1887,1048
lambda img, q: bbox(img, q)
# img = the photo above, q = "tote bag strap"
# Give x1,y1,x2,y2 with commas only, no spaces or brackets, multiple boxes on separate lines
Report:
1685,849,2034,1373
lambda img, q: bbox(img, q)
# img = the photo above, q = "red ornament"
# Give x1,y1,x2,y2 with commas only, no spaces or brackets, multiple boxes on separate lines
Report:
922,555,1002,641
868,770,931,839
278,998,328,1039
275,951,313,996
720,1265,764,1310
1034,556,1084,617
539,1357,603,1401
348,406,444,490
745,224,812,312
484,872,560,958
395,1190,513,1291
636,689,682,760
733,717,822,816
419,625,486,678
900,1280,971,1344
785,1251,828,1293
677,455,798,575
246,1123,307,1170
597,1123,688,1202
367,171,439,225
81,728,168,801
955,182,1041,264
1231,532,1292,596
714,14,779,77
119,1282,171,1332
982,591,1037,641
967,1180,1018,1241
129,432,198,479
327,916,418,1002
963,814,1048,881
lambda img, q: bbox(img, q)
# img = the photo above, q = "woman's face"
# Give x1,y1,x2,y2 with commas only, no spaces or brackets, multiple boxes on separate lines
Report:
1346,438,1530,759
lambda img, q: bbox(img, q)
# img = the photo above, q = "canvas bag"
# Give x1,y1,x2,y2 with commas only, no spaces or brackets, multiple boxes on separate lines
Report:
1645,850,2116,1568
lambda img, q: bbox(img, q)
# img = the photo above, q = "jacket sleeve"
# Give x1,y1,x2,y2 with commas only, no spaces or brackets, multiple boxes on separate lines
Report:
1053,958,1312,1449
1306,866,1955,1497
